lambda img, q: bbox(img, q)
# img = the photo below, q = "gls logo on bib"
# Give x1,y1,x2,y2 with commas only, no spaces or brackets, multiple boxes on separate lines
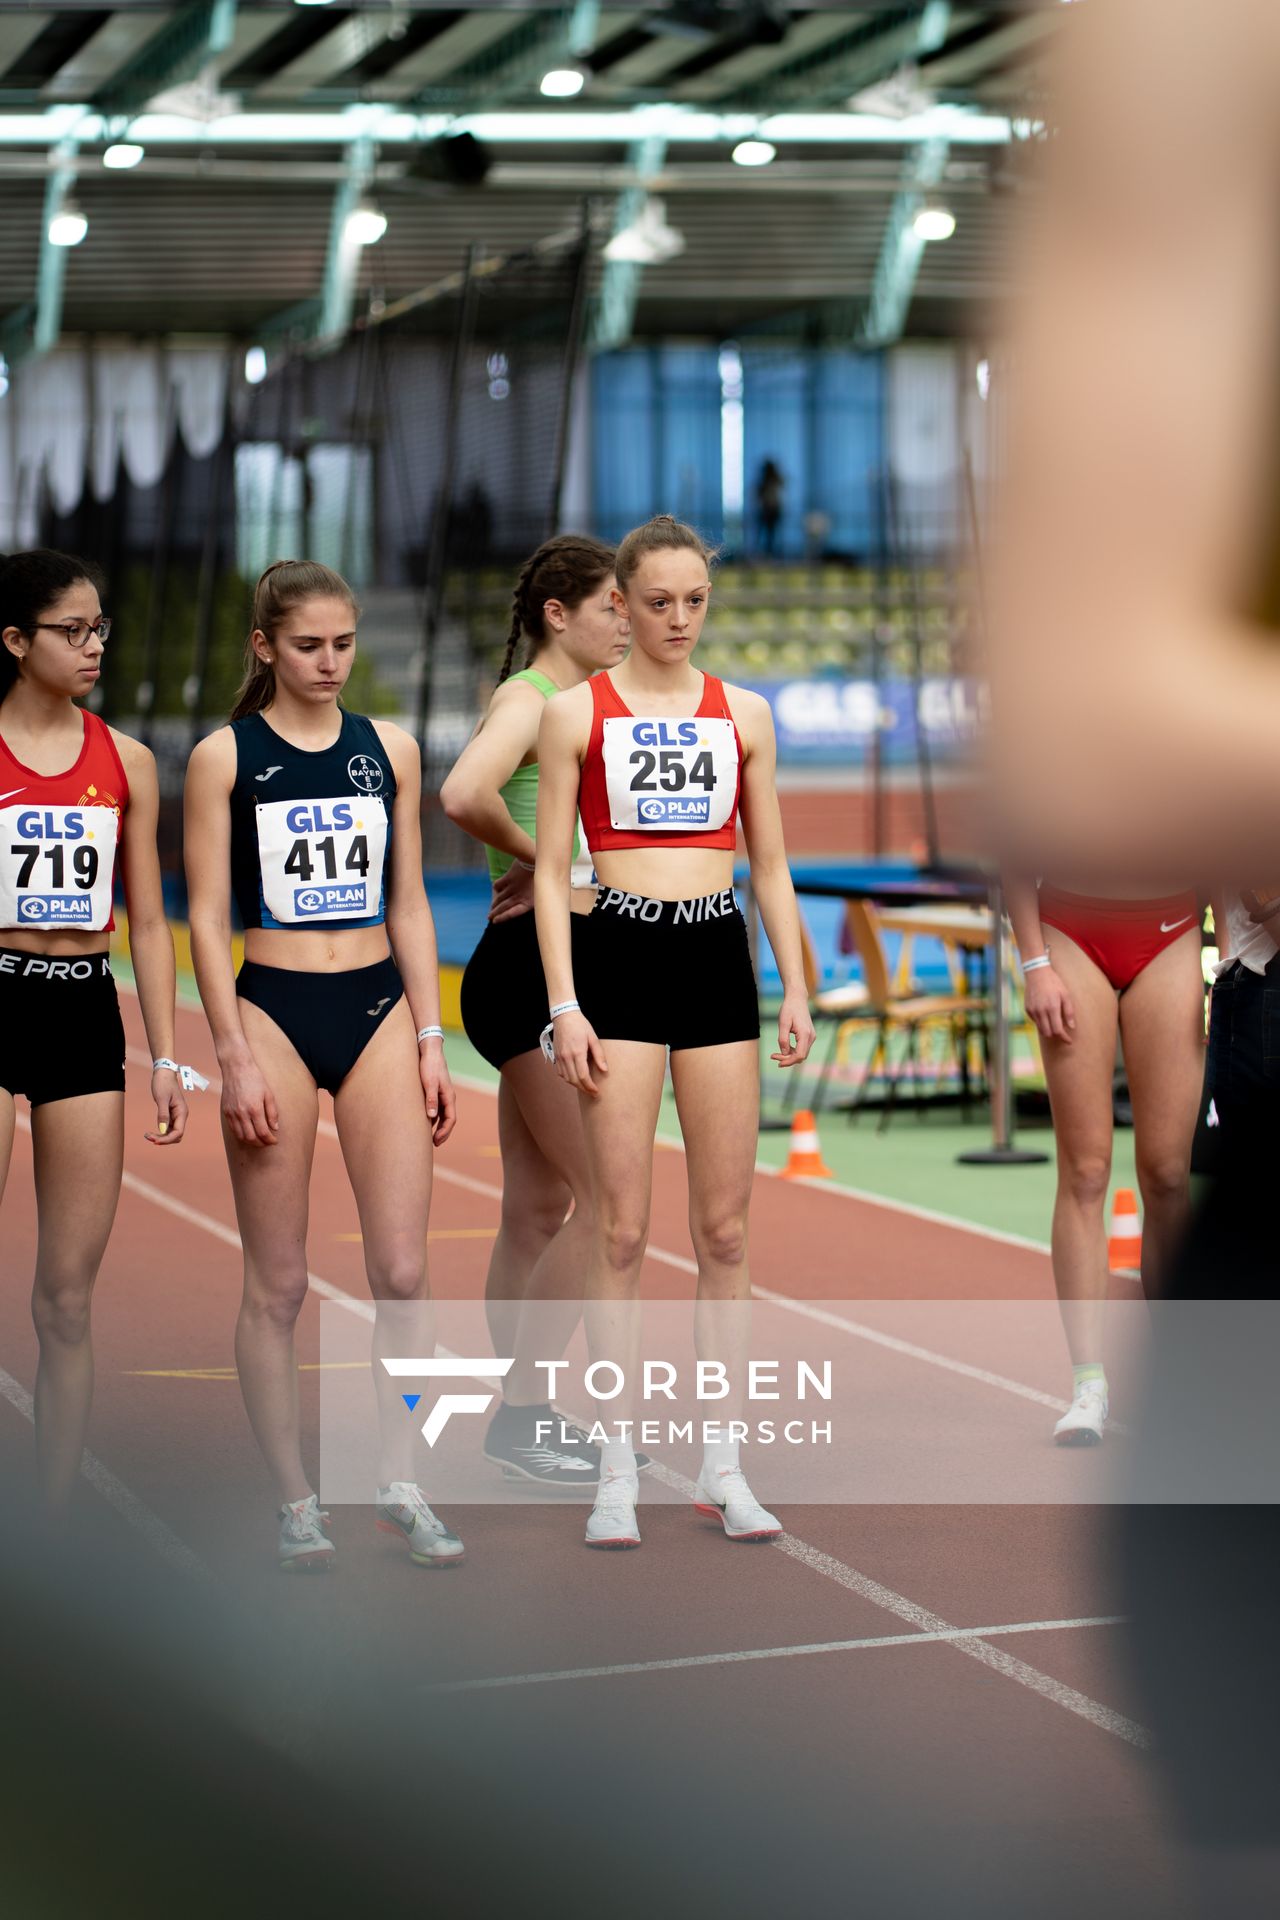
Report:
0,803,116,931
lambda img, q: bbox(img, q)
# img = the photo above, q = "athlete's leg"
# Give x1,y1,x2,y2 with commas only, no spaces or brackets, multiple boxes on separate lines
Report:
1038,928,1120,1367
226,1002,319,1506
671,1039,759,1305
333,1000,436,1488
28,1091,124,1506
499,1049,593,1404
579,1041,667,1429
1118,928,1203,1293
0,1086,15,1202
484,1070,571,1358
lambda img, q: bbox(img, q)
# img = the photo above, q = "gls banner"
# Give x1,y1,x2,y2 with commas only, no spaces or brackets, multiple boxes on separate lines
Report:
743,677,987,766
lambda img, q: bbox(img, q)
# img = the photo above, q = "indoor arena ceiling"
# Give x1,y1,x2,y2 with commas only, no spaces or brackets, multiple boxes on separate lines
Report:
0,4,1062,349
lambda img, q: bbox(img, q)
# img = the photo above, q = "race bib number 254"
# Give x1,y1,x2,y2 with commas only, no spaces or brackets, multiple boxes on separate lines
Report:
602,716,737,833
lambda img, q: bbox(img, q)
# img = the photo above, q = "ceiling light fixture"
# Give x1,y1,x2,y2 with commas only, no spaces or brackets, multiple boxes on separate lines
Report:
731,138,776,167
912,200,956,241
103,142,144,170
603,198,684,265
540,66,586,99
245,346,268,386
345,197,387,245
48,199,88,247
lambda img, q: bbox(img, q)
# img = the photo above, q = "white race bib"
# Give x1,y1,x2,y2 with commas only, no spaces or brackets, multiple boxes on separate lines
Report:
0,804,117,931
602,716,738,834
255,795,388,925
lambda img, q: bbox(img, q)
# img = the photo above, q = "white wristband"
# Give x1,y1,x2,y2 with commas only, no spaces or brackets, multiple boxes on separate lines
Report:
548,1000,579,1020
417,1026,445,1045
514,857,535,872
1020,953,1052,976
152,1058,210,1092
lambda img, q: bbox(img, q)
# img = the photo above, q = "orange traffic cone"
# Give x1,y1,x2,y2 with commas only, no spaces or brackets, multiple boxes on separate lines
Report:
779,1109,833,1181
1107,1188,1143,1274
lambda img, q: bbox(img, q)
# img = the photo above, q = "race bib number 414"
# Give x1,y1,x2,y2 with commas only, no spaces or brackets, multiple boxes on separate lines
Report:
602,716,738,833
0,804,117,930
256,796,388,925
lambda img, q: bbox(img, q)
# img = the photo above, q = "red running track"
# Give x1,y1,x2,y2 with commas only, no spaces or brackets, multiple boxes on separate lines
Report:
0,986,1193,1916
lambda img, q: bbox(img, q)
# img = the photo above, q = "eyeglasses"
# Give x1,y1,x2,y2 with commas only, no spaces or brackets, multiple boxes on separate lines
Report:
33,617,112,648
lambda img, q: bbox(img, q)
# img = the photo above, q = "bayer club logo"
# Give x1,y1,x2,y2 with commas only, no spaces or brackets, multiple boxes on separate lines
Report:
348,753,383,794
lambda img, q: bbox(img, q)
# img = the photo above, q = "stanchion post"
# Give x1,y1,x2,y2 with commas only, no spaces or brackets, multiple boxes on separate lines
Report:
956,878,1048,1165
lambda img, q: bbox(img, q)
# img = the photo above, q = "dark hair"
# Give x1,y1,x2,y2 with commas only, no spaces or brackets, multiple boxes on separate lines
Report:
614,514,716,593
0,548,105,701
231,559,360,721
498,534,616,685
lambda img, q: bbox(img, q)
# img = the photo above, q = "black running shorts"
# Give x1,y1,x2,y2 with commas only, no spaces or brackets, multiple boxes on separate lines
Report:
236,954,403,1095
0,949,126,1106
578,887,760,1051
461,910,591,1071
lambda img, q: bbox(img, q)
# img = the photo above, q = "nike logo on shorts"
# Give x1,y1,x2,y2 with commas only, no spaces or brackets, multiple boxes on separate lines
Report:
367,997,391,1017
1160,916,1193,933
254,766,283,782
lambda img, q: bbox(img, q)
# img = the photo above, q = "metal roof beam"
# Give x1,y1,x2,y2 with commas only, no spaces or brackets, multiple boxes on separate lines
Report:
93,0,237,124
407,7,579,109
724,0,953,111
318,133,375,344
857,133,949,348
31,138,80,358
590,130,666,352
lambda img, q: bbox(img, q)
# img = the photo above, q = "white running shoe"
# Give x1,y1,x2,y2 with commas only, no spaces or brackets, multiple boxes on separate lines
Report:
584,1469,641,1549
278,1494,335,1573
1053,1381,1108,1446
693,1466,782,1542
375,1483,465,1567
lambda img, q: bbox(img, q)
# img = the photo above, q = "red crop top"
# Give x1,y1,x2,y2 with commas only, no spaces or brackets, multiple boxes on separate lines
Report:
0,710,129,933
578,671,743,853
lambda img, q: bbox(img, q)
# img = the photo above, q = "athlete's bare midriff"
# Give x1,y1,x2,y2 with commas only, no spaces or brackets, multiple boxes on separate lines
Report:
592,846,737,902
242,923,392,972
0,927,113,959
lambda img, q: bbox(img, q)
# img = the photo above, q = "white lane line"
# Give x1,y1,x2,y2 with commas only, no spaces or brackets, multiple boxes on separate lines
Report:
0,1354,210,1582
422,1615,1128,1695
101,1137,1147,1751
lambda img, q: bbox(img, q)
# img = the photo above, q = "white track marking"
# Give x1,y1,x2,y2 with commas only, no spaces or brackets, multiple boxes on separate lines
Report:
84,1122,1147,1751
423,1615,1128,1695
0,1355,209,1581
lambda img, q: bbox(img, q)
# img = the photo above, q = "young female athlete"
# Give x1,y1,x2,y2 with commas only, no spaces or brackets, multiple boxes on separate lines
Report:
441,535,630,1487
0,548,188,1506
185,560,459,1572
535,514,816,1548
1005,878,1204,1442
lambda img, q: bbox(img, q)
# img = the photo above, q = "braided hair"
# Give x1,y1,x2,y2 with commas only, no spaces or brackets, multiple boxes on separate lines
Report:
498,534,616,684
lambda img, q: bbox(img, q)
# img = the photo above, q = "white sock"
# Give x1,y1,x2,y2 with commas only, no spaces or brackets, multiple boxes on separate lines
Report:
702,1437,740,1478
600,1441,637,1478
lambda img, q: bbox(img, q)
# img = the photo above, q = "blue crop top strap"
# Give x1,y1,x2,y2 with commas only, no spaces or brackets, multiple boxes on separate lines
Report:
228,709,397,931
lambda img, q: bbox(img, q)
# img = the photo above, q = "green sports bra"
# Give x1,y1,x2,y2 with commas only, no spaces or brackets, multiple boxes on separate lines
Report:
486,666,580,883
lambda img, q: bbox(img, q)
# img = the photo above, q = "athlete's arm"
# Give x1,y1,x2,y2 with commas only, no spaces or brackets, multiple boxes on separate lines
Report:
991,0,1280,871
1005,871,1075,1045
184,728,279,1147
535,689,606,1095
439,680,541,866
732,688,816,1069
376,721,456,1147
114,730,188,1145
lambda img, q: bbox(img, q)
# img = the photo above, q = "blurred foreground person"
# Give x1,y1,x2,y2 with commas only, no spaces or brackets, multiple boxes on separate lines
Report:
992,2,1280,1904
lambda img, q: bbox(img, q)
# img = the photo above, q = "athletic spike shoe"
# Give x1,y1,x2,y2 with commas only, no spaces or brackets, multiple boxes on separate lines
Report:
1053,1381,1108,1446
278,1494,335,1573
693,1466,782,1543
375,1483,465,1567
556,1412,652,1475
484,1405,600,1486
584,1469,641,1549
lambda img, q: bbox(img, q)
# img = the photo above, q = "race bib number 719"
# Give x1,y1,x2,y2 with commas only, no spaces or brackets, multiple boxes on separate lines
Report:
0,805,117,930
602,716,738,833
256,796,388,925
